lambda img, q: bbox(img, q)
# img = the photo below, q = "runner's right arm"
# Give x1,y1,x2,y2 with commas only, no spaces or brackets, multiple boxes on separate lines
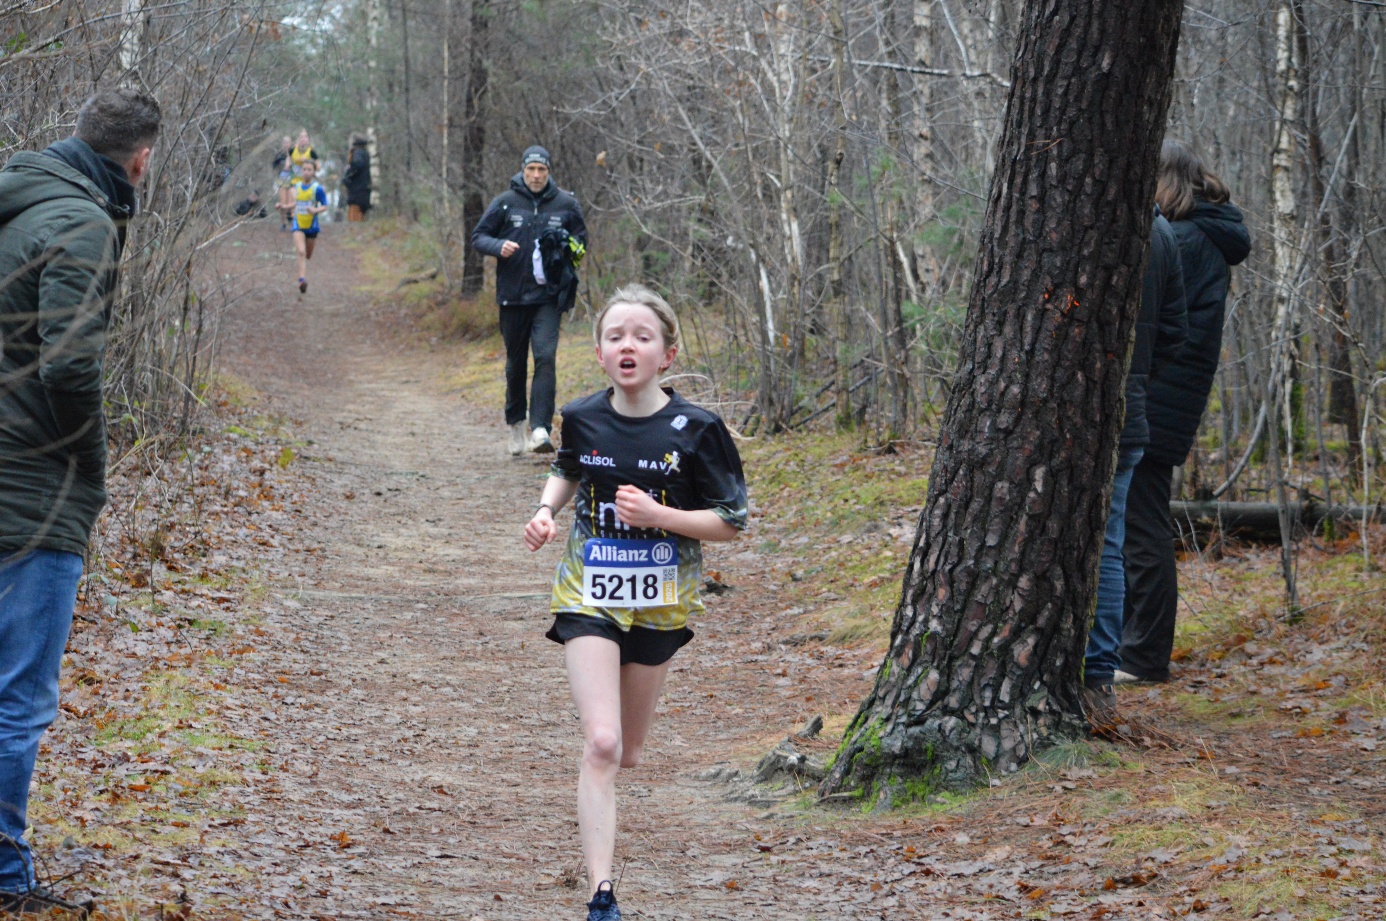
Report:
524,475,579,551
470,194,515,259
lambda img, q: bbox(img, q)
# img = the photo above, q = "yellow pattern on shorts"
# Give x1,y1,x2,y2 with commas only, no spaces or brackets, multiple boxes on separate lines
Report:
550,530,707,631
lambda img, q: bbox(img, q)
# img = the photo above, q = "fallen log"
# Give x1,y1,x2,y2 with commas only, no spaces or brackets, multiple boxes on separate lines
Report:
1169,501,1386,541
394,267,439,290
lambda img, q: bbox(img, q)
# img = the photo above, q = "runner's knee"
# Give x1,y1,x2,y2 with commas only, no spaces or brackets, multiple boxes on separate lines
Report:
584,727,622,769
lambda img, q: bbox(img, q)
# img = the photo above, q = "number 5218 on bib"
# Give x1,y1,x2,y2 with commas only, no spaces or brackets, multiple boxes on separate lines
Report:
581,537,679,608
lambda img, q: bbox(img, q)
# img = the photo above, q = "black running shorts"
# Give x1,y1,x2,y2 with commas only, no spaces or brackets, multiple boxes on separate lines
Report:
545,613,692,666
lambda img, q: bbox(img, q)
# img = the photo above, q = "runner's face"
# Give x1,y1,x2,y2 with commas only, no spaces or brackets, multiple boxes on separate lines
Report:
297,132,311,149
301,162,316,181
596,304,676,393
523,163,549,193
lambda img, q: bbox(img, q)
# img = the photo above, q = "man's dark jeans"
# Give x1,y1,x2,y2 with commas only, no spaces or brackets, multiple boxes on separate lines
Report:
1120,456,1178,681
499,301,562,431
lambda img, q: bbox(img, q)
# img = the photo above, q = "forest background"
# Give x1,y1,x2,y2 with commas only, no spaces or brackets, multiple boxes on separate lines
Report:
6,0,1385,566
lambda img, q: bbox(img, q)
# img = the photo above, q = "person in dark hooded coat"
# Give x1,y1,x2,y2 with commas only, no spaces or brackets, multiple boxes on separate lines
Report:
342,136,372,221
1118,140,1252,684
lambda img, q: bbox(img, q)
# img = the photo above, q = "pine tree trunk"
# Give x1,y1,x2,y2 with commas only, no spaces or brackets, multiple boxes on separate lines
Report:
821,0,1184,802
460,0,490,296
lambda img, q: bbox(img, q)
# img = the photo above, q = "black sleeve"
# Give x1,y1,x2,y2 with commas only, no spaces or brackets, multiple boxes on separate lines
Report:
1152,218,1189,377
690,416,748,529
471,193,512,258
551,404,583,482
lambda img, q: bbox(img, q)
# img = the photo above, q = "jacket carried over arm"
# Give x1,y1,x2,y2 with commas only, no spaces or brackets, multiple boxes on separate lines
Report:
470,174,586,308
0,149,126,556
1144,200,1252,466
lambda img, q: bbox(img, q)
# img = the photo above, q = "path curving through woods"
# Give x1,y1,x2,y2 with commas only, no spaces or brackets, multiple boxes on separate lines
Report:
207,220,888,920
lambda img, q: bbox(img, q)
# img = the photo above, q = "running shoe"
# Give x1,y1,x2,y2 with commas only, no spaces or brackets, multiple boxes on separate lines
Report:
586,881,620,921
508,421,528,456
528,426,554,453
298,277,308,294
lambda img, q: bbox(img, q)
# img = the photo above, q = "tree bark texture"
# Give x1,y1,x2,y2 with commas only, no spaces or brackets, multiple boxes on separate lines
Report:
460,0,490,295
822,0,1184,800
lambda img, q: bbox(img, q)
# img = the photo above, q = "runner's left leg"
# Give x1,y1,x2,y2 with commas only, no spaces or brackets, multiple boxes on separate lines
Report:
618,660,672,769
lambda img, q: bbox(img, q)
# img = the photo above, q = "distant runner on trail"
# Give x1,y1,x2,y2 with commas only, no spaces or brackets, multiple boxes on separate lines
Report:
271,135,293,229
289,159,328,294
277,130,318,232
471,145,587,456
523,284,747,921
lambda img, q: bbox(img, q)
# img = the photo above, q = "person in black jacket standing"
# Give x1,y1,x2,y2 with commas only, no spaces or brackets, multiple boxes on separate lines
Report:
342,136,371,222
1118,140,1252,684
1083,208,1187,718
471,146,588,455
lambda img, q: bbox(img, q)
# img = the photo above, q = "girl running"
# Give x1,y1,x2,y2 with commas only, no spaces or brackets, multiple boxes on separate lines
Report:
277,130,318,230
524,284,747,921
289,159,328,293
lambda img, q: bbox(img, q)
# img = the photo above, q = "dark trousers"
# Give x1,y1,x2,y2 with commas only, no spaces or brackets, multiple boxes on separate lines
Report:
1120,456,1178,681
498,301,561,430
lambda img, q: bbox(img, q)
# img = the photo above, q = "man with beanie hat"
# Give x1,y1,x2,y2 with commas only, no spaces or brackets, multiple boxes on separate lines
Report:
0,86,161,914
471,145,587,455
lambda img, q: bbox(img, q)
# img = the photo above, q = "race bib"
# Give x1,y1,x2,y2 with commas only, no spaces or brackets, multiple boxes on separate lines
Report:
581,538,679,608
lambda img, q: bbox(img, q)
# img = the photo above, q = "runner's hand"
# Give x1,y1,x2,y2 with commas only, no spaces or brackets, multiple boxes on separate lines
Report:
525,511,557,551
614,484,664,530
499,240,519,258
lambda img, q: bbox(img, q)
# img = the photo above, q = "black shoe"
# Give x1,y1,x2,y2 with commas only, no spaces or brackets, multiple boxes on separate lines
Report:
586,880,621,921
298,277,308,294
0,885,94,918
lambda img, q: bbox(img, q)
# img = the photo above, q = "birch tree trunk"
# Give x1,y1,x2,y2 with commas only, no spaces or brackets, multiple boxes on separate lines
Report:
120,0,144,83
821,0,1184,800
828,0,852,428
1268,0,1304,610
364,0,384,211
911,0,938,285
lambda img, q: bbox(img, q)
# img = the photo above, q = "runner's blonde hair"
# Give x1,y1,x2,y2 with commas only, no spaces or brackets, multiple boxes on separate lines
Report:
593,284,680,352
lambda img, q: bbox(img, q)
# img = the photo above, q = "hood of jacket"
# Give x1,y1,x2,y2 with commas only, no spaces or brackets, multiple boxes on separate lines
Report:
1186,200,1251,268
509,172,557,205
0,149,127,226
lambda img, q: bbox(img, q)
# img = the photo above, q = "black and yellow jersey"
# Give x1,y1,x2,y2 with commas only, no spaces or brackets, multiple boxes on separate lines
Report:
289,145,318,177
549,388,747,630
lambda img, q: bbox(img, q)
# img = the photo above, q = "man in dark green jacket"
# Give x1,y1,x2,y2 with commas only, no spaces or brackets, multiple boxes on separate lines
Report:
0,88,160,912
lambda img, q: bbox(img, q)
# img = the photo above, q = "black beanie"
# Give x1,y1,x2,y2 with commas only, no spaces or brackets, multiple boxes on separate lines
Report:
521,145,551,169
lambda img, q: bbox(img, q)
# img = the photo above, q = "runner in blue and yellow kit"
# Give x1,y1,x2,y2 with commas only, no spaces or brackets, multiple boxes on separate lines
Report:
289,159,327,294
524,284,747,921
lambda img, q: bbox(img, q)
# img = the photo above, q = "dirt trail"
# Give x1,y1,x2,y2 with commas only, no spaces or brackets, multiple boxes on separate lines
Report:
155,220,1386,921
209,222,885,920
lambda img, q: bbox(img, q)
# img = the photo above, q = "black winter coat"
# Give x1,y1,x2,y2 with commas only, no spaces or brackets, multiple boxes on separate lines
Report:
1121,211,1188,451
1145,200,1252,465
342,148,371,209
470,175,586,308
